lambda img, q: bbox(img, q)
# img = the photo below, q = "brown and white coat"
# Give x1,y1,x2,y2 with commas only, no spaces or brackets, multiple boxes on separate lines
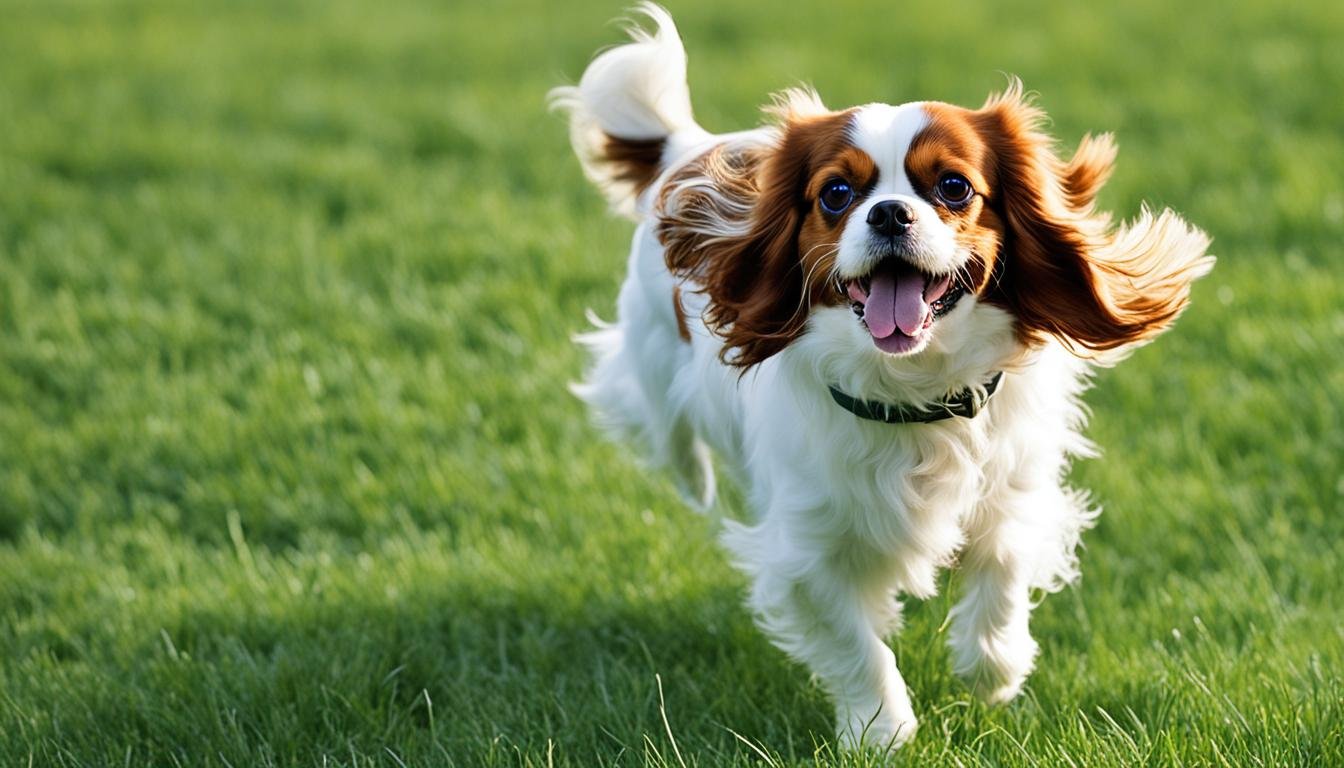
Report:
554,5,1211,750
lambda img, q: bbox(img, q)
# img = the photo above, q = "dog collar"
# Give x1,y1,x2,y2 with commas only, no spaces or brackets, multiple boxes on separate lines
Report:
828,371,1004,424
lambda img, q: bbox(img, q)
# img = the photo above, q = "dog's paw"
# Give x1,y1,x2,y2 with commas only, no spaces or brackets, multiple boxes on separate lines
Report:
966,671,1027,705
953,633,1038,705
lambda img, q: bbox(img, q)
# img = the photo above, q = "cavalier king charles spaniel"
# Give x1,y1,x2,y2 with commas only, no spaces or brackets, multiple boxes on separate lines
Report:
552,4,1212,750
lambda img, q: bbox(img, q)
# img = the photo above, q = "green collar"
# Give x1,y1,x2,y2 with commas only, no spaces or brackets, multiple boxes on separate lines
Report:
828,371,1004,424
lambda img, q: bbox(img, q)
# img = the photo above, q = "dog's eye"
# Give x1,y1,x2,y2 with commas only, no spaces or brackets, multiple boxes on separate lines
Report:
819,180,854,214
936,173,973,205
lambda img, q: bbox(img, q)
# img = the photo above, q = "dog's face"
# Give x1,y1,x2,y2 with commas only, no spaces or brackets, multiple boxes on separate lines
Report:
659,85,1209,367
807,102,1010,356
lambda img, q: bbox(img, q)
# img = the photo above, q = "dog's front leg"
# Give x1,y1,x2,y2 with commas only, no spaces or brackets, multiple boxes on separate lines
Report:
946,502,1040,705
736,538,918,750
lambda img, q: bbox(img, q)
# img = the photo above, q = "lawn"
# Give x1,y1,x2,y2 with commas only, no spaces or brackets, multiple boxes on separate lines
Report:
0,0,1341,765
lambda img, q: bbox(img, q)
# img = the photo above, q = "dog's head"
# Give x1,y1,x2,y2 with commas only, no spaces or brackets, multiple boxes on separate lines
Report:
658,83,1212,367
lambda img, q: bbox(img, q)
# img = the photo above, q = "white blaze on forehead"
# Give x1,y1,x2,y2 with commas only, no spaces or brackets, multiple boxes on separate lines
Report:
848,102,929,195
836,102,961,277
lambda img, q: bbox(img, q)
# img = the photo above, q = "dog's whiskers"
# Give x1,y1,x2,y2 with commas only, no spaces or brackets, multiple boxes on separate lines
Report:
788,242,841,324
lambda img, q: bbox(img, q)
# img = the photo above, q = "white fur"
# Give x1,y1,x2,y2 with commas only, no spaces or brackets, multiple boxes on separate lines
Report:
563,7,1107,752
548,2,710,219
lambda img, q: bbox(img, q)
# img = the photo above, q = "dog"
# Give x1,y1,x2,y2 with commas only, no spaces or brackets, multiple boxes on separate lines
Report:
551,4,1212,750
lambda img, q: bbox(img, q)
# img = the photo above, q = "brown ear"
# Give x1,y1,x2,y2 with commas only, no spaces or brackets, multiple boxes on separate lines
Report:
978,86,1213,353
1060,132,1116,211
659,101,848,367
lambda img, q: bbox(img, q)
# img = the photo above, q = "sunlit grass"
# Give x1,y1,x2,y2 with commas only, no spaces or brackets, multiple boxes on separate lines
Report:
0,0,1340,765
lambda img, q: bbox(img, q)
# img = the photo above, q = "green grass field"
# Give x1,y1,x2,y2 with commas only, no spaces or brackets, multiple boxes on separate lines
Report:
1,0,1341,765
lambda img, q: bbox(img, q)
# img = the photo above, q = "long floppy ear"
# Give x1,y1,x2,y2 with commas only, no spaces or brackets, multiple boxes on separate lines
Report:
658,90,846,367
978,84,1214,354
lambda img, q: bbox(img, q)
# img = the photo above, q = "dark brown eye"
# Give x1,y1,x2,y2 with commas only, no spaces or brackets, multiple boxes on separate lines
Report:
819,179,854,214
936,172,973,205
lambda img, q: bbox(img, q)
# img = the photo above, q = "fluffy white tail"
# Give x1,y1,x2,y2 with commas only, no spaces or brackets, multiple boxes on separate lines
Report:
549,3,707,219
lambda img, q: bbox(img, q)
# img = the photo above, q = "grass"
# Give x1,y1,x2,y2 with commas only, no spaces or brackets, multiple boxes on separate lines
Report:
0,0,1341,765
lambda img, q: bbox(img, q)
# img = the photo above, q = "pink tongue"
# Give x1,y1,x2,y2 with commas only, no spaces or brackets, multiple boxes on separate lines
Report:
864,263,928,338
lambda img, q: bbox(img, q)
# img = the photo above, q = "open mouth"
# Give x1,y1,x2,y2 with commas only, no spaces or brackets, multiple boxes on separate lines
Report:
833,258,966,355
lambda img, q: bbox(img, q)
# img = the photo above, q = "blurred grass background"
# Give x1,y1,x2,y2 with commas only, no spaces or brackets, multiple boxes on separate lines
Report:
0,0,1340,765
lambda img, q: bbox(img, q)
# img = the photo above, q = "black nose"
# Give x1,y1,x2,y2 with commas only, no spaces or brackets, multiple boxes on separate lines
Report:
867,200,916,237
